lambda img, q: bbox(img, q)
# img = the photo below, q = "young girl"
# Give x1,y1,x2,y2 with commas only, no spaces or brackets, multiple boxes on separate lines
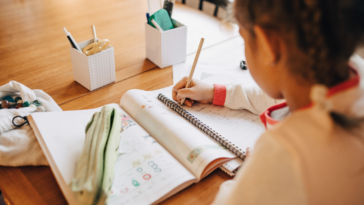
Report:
173,0,364,204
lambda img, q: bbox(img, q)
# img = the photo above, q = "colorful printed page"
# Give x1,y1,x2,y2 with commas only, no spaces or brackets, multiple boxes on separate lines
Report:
107,109,196,205
120,90,236,181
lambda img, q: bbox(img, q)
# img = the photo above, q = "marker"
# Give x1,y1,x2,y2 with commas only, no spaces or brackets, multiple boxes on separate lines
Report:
63,27,81,51
151,19,163,32
240,60,247,70
147,0,151,14
163,0,174,17
146,13,150,24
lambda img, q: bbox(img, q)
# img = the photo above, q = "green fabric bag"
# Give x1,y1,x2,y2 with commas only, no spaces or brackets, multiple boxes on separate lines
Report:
149,9,174,31
70,105,122,205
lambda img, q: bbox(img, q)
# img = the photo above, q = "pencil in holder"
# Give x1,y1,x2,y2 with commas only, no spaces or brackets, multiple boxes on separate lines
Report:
145,19,187,69
69,39,116,91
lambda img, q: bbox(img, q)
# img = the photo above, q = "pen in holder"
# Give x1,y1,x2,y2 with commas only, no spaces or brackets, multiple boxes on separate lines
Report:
145,19,187,68
69,39,116,91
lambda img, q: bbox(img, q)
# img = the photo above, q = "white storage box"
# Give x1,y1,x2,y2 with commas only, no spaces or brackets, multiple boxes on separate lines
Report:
69,39,116,91
145,20,187,68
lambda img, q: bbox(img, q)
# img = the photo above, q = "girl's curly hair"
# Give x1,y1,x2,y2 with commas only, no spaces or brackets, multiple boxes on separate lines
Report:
234,0,364,130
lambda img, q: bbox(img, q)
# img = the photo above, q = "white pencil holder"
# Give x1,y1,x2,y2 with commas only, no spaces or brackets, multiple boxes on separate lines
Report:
145,19,187,69
69,39,116,91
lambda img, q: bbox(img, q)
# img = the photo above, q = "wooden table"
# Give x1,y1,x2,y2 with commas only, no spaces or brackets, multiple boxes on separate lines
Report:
0,0,240,204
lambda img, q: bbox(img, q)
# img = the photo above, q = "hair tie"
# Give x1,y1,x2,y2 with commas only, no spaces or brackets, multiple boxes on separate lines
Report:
12,116,29,128
310,84,332,111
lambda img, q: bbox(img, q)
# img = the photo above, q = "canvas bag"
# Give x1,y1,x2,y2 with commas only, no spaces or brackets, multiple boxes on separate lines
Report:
0,81,62,166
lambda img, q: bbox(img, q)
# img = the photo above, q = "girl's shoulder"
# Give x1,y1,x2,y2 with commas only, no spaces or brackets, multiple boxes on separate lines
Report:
256,104,364,204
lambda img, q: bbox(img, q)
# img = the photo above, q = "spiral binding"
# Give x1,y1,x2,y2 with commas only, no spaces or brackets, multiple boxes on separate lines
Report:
219,164,236,177
158,93,246,161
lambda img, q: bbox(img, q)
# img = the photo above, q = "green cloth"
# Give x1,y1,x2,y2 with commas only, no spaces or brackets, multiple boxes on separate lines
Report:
149,9,174,31
70,105,122,205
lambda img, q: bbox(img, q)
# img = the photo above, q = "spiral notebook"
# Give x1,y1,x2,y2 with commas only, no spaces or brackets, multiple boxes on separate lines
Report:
157,93,263,176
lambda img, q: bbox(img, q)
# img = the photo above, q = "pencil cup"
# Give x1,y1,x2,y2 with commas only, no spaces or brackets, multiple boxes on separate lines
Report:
69,39,116,91
145,19,187,69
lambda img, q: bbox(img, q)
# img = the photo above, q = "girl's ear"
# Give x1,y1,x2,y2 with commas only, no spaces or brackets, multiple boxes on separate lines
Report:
253,26,281,66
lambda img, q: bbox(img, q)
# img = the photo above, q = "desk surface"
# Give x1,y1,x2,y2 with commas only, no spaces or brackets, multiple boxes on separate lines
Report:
0,0,240,204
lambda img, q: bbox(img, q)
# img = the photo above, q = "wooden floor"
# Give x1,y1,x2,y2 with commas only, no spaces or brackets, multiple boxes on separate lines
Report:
0,0,240,204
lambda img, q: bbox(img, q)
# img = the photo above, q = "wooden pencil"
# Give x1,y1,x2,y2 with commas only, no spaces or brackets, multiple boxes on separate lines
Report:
181,38,205,105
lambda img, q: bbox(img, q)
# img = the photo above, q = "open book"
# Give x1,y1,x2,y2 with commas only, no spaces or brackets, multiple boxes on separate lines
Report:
29,73,265,205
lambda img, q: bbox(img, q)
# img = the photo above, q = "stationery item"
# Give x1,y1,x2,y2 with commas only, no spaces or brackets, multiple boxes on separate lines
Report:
147,0,161,16
145,18,187,68
163,0,174,17
180,38,204,105
240,60,247,70
146,13,150,23
149,9,173,31
151,19,163,32
147,0,151,13
91,25,98,42
63,27,82,51
71,106,122,205
69,39,115,91
158,93,245,160
82,39,110,56
29,103,234,204
30,81,264,204
82,26,110,56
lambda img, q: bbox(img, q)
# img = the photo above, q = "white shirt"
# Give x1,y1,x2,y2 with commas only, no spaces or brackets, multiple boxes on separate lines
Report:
212,55,364,205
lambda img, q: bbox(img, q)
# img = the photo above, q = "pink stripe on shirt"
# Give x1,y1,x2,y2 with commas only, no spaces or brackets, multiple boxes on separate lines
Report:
212,84,226,106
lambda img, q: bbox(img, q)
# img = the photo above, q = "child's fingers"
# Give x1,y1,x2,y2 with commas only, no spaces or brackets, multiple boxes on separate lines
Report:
172,89,178,101
177,88,195,100
184,99,193,107
172,77,189,92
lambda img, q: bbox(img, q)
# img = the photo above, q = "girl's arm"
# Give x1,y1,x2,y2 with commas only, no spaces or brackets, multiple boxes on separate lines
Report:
172,77,282,115
213,83,282,115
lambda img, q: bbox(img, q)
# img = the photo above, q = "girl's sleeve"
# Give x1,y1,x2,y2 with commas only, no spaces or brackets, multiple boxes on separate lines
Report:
212,83,283,114
211,133,308,205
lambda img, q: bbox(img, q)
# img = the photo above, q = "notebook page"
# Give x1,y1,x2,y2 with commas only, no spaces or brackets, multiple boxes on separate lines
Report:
120,91,236,181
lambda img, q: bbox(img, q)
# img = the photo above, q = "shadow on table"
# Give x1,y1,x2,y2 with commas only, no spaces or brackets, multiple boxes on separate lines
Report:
0,191,5,205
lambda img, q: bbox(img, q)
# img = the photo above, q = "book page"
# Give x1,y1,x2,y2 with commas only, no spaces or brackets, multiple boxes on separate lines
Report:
108,108,196,205
30,104,195,205
120,91,236,181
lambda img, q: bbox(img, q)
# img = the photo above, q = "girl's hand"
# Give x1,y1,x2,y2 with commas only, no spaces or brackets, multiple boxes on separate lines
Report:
172,77,214,107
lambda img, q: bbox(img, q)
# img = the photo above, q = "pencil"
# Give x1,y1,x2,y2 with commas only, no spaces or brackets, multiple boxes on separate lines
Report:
181,38,205,106
91,25,97,43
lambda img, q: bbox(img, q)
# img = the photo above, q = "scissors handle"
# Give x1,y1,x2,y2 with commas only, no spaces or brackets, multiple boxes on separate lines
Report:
98,39,110,51
82,39,110,56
